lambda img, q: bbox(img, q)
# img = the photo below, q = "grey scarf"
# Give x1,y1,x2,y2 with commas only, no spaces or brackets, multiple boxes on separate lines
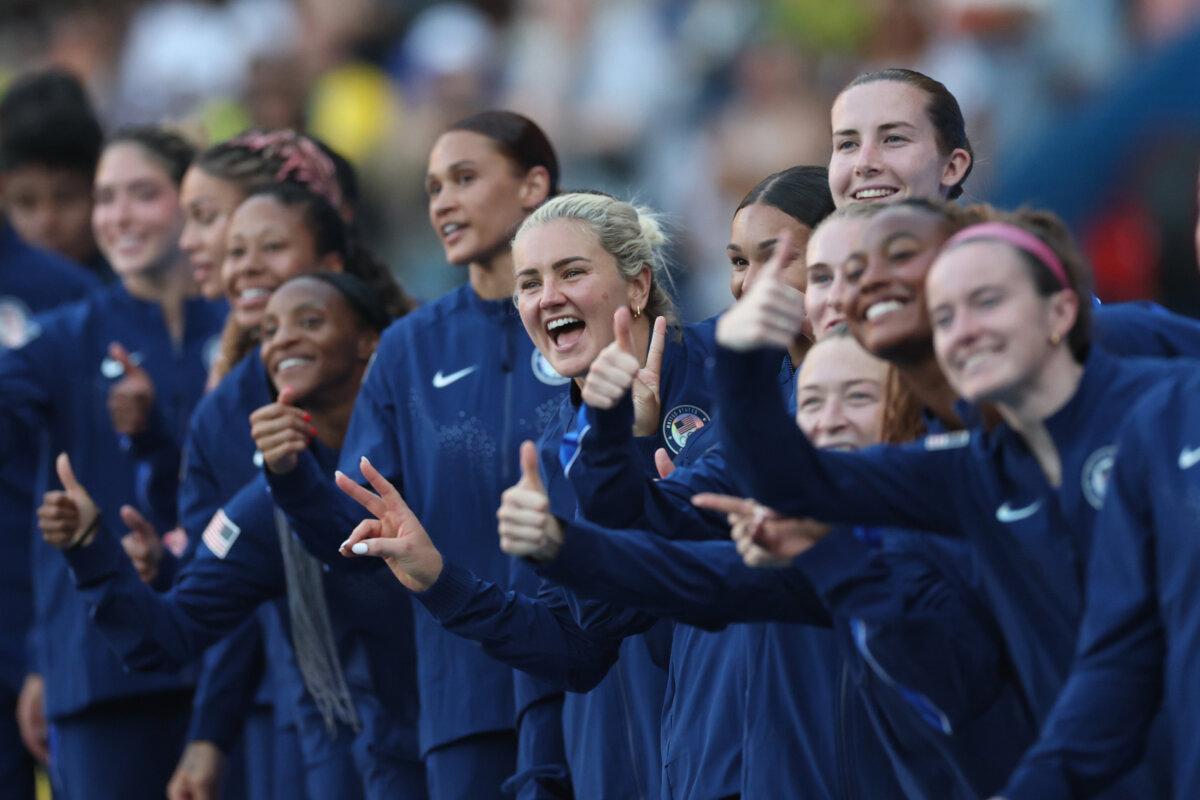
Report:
274,506,360,734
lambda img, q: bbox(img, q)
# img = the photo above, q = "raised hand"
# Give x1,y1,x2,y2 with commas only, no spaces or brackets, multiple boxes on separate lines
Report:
37,453,99,550
692,492,830,566
581,309,667,437
715,230,805,351
107,342,156,436
119,504,163,584
497,441,562,562
336,456,444,592
248,386,316,475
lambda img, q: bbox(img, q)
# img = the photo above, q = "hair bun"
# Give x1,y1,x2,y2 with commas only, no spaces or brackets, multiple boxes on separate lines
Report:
635,207,668,249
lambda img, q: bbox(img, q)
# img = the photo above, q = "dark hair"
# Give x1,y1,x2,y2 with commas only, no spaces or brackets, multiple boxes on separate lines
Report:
737,166,836,229
844,68,974,200
194,129,348,212
446,111,560,196
0,69,103,175
241,183,415,319
299,272,392,333
107,127,197,186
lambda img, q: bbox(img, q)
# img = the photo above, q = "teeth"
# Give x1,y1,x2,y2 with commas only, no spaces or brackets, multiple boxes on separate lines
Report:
241,288,271,301
547,317,581,332
277,357,313,372
854,188,896,200
442,223,464,235
961,352,991,373
865,300,903,321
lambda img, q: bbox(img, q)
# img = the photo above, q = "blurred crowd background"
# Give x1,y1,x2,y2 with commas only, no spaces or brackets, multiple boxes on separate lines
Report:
3,0,1199,319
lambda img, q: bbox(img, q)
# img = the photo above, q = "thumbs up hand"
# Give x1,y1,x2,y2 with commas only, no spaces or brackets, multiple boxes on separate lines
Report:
497,442,562,561
119,505,164,584
582,309,668,437
37,453,100,550
337,457,444,592
716,231,806,351
107,342,156,437
248,385,315,475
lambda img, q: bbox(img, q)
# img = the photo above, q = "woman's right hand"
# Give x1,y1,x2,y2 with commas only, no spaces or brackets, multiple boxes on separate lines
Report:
248,386,316,474
337,457,444,592
37,453,99,550
16,674,48,765
106,342,156,437
692,492,829,565
497,441,563,562
715,230,806,352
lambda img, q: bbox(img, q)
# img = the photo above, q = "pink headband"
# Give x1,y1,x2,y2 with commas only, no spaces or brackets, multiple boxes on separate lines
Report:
942,222,1069,290
231,129,344,212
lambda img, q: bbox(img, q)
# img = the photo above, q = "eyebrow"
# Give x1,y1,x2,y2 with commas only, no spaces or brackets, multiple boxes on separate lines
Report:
516,256,590,279
429,159,478,180
833,121,919,138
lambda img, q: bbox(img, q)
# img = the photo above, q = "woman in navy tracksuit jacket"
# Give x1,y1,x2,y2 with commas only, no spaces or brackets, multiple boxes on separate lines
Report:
0,223,100,799
264,111,573,799
0,128,225,799
176,183,415,796
714,211,1196,797
1000,370,1200,799
39,274,423,797
335,192,715,799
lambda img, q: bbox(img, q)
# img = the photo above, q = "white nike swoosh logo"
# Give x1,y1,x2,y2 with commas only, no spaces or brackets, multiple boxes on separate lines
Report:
1180,446,1200,470
996,500,1042,523
432,365,478,388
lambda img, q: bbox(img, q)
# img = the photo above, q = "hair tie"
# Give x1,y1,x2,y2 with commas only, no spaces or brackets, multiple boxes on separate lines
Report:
943,222,1068,290
230,130,343,211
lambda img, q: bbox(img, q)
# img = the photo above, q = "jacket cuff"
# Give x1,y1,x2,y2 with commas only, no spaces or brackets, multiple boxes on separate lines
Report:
584,392,634,444
63,527,126,588
415,561,480,622
792,528,873,599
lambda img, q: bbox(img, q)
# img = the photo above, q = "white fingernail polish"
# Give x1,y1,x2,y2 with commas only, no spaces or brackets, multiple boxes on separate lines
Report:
351,542,369,555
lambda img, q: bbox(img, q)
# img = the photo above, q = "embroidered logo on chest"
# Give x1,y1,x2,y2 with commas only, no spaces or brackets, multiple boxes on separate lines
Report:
0,297,40,350
1081,445,1117,510
662,404,710,454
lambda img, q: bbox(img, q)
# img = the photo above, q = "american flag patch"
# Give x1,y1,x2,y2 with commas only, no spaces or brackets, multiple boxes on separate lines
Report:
201,509,241,559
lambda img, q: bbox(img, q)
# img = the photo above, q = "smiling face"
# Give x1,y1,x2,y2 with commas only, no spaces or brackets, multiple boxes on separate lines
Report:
222,195,338,332
426,130,544,267
840,205,949,362
514,218,650,379
260,277,377,408
2,164,96,263
92,142,185,279
179,166,246,299
727,202,810,300
795,335,887,450
927,241,1076,405
829,81,967,208
805,215,871,340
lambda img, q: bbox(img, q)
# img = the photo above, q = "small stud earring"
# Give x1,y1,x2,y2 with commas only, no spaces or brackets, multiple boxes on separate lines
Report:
1049,331,1062,346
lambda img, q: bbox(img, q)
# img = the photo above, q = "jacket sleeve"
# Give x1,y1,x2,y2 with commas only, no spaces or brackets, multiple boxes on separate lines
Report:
61,511,282,672
714,344,963,531
797,529,1009,733
414,561,625,692
569,393,730,539
538,517,831,629
1093,301,1200,359
184,618,266,752
0,318,59,455
1002,414,1164,799
120,404,183,537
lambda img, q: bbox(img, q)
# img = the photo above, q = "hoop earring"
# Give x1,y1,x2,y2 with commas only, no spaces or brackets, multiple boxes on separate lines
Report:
632,305,642,319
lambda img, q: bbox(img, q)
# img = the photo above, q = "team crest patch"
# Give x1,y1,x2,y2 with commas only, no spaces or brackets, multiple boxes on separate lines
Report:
1081,445,1116,510
662,404,710,454
532,350,570,386
923,431,970,451
201,509,241,559
0,297,40,350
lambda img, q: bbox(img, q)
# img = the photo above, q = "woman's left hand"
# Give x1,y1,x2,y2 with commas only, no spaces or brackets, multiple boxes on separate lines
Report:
497,441,563,562
581,307,666,438
106,342,156,437
692,492,830,565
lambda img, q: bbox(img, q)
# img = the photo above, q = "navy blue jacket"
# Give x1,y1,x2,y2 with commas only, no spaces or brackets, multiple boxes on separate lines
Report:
0,282,223,718
60,457,423,780
1004,371,1200,798
715,344,1189,797
266,284,568,756
176,350,308,750
0,224,100,696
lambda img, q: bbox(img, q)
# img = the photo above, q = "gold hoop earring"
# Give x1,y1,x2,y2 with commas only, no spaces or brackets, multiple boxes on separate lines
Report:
632,305,642,319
